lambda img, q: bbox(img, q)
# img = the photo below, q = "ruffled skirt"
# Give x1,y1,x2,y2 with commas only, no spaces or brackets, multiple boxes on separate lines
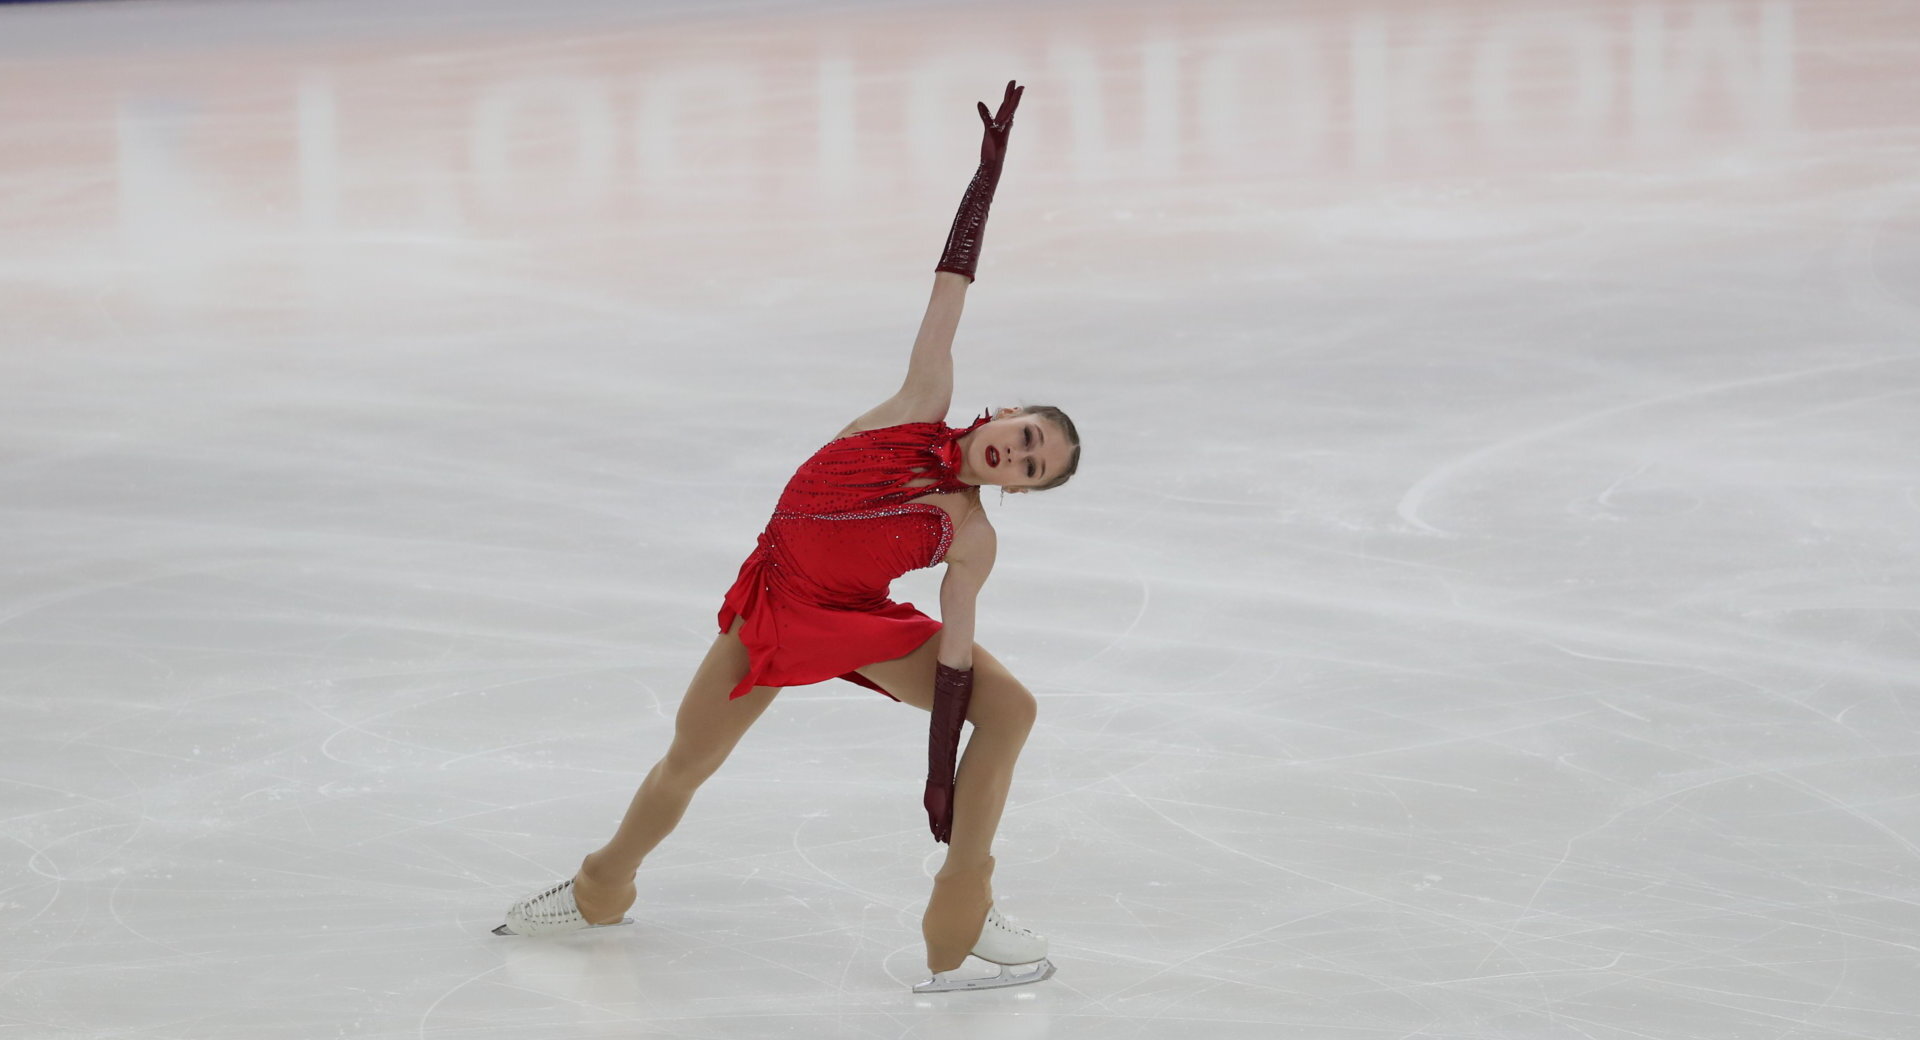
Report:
716,548,940,701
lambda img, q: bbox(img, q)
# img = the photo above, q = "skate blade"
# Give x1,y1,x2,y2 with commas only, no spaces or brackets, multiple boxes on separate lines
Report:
491,916,634,936
912,958,1055,993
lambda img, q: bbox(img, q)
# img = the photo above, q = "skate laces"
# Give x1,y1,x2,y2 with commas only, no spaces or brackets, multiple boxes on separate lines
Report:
985,907,1039,939
513,880,582,925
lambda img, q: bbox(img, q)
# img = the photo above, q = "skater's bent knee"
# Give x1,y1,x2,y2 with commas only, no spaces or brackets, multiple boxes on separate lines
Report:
1007,687,1038,732
978,684,1037,736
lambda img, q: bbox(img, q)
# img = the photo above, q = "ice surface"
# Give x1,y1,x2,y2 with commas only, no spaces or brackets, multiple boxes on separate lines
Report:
2,1,1917,1038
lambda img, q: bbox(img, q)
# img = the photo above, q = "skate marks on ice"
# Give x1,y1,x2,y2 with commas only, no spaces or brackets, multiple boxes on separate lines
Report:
1394,355,1920,538
5,0,1920,1038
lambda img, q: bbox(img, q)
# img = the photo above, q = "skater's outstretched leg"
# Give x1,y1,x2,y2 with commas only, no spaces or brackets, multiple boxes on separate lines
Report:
570,616,783,923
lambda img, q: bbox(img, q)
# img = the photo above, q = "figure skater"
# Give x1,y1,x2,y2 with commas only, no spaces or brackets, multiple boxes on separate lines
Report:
492,80,1078,993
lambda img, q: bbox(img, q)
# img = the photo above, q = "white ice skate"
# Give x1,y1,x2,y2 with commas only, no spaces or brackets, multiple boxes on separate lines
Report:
491,879,633,937
912,907,1056,993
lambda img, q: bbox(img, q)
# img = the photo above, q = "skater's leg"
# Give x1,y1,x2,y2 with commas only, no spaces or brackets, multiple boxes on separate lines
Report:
856,640,1037,971
572,616,782,923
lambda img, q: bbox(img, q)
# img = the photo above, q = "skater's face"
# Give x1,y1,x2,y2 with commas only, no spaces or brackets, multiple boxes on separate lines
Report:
960,409,1072,492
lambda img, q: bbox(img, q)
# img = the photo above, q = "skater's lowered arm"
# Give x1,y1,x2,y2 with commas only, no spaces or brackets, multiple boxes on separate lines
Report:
924,523,994,844
934,524,994,671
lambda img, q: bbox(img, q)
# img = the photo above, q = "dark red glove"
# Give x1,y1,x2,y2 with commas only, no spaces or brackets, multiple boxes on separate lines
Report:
923,662,975,843
935,80,1024,283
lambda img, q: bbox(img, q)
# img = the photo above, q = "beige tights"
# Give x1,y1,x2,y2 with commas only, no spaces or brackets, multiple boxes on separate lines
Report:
566,620,1037,976
570,617,780,924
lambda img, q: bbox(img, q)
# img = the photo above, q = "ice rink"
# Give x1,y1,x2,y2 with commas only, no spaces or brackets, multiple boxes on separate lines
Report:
3,0,1918,1037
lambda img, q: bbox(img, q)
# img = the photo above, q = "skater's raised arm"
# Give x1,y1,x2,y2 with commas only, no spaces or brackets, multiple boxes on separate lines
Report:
896,273,968,406
897,81,1025,406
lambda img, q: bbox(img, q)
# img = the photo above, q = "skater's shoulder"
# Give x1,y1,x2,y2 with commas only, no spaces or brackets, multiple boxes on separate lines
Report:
833,391,949,442
942,508,996,572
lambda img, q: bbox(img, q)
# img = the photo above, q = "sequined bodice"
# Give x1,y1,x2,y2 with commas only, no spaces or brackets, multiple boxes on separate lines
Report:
775,415,985,512
751,414,989,600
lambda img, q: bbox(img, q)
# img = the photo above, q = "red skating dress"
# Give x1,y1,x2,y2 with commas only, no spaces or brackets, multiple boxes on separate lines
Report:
716,412,992,701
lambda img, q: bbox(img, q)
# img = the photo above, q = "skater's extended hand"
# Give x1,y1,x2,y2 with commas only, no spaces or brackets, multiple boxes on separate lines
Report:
924,778,955,843
975,80,1024,168
924,662,974,844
